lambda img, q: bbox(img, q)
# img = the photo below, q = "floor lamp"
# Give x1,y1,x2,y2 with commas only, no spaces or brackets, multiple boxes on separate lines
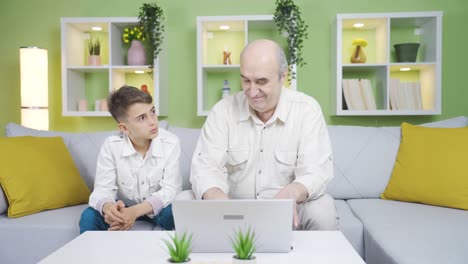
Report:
20,46,48,130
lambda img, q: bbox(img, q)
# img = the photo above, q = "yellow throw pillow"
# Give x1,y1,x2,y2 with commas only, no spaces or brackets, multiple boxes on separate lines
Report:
381,122,468,210
0,136,90,217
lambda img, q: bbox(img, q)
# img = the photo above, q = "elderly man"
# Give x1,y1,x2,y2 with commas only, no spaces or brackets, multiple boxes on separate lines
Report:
189,39,338,230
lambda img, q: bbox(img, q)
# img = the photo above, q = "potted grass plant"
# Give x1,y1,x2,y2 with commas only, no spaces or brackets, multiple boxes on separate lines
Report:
87,33,101,66
230,227,257,264
162,231,193,263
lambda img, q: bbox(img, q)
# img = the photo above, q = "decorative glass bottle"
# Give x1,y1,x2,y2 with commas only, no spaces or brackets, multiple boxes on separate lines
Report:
222,80,230,99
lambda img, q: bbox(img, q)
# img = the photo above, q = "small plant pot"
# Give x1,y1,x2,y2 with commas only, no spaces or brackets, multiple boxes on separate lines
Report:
394,43,420,62
232,256,257,264
88,55,101,66
166,258,191,263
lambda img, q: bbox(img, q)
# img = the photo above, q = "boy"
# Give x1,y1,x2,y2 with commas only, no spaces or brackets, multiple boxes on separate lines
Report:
79,85,181,233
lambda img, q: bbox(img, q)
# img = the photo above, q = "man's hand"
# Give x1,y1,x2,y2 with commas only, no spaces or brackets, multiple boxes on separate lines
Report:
102,200,127,226
274,183,308,229
202,187,229,200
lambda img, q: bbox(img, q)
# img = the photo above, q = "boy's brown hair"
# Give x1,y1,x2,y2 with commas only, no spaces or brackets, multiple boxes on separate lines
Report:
107,85,153,122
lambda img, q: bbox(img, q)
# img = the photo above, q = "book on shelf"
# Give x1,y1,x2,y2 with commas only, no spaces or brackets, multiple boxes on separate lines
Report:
342,79,376,111
412,82,423,110
360,79,377,110
389,78,400,110
389,78,423,111
342,79,354,110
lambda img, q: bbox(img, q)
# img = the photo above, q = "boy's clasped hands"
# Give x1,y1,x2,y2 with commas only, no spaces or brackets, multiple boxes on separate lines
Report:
102,200,138,231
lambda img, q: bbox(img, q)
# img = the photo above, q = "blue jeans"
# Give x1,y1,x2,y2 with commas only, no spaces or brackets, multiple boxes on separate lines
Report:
79,204,174,234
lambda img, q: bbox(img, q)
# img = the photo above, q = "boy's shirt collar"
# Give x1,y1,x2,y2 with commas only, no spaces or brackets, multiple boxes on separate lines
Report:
121,134,163,158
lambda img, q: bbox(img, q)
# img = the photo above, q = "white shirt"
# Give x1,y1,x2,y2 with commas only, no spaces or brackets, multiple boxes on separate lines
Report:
191,88,333,200
89,128,181,217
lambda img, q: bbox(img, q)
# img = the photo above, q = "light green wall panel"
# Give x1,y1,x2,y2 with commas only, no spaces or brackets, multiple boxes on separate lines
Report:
1,0,468,136
84,72,109,111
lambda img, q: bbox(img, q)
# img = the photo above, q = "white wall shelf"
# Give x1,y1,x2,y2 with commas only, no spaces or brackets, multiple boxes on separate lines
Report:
196,15,296,116
332,11,442,116
61,17,168,116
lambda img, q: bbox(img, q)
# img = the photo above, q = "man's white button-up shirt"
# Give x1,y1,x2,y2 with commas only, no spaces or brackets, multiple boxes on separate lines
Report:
89,128,181,217
191,88,333,200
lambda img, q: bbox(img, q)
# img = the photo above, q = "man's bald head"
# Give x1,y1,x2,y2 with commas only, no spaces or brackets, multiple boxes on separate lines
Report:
240,39,288,77
239,39,288,122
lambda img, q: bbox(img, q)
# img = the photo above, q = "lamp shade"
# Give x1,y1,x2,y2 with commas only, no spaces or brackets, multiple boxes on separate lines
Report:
20,46,48,130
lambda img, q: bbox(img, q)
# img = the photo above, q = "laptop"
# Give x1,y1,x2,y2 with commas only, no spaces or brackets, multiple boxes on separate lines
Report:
172,199,294,253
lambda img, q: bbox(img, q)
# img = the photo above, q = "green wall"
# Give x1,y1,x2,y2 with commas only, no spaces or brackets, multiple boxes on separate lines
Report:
1,0,467,136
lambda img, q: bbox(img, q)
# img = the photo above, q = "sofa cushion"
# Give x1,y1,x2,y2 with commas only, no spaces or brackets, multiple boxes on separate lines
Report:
0,190,7,215
347,199,468,264
327,125,400,199
167,125,201,191
0,136,91,217
421,116,468,128
335,199,364,258
381,123,468,210
327,116,468,200
0,204,154,263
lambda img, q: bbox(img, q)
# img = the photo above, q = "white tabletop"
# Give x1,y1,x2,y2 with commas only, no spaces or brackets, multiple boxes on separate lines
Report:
40,231,365,264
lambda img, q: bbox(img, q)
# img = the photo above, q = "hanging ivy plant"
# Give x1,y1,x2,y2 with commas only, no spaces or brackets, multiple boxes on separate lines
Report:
274,0,308,79
138,2,165,70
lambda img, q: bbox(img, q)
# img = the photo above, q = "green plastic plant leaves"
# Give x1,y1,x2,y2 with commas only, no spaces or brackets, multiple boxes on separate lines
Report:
274,0,309,80
230,226,257,260
88,33,101,56
138,1,165,68
162,231,193,263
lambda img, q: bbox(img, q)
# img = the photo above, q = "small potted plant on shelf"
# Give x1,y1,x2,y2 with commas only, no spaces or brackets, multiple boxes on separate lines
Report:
274,0,308,82
162,231,193,263
230,227,257,264
394,42,420,62
138,1,165,71
87,33,101,66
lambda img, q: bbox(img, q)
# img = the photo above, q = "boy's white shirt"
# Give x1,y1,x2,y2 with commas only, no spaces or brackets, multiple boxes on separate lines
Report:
89,128,182,218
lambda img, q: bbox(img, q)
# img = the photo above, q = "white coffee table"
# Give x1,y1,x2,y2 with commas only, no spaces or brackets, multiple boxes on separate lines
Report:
40,231,365,264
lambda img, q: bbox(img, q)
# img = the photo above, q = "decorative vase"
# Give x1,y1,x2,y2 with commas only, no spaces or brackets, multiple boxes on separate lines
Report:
127,40,147,65
88,55,101,66
78,99,88,112
232,256,257,264
394,43,420,62
350,45,366,63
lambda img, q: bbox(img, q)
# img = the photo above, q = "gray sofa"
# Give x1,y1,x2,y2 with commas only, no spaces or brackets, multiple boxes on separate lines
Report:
1,117,468,264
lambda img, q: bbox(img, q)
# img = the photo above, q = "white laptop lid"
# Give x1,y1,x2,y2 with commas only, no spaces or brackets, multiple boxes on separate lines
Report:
172,199,293,253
